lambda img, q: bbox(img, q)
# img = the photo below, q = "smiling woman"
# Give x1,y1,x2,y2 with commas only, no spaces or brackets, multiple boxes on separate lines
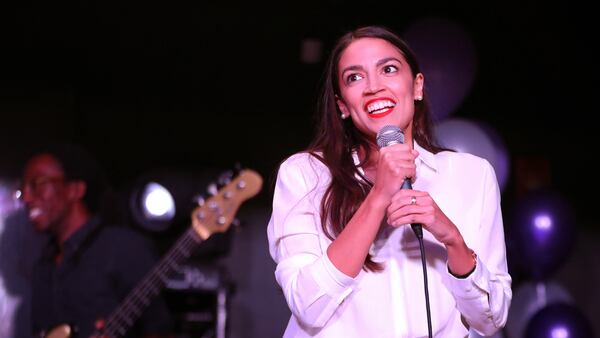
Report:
336,37,424,137
267,25,512,338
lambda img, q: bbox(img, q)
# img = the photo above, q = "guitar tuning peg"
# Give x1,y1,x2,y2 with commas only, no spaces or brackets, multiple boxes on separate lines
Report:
217,170,234,188
206,182,218,196
193,194,206,206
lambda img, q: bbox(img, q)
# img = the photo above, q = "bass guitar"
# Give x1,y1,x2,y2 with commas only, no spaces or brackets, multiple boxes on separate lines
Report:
43,168,263,338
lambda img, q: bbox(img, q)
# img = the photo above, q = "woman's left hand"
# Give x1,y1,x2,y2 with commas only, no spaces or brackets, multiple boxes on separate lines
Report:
386,189,460,246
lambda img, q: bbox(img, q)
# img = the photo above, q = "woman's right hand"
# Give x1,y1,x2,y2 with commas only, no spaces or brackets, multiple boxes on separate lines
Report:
372,144,418,202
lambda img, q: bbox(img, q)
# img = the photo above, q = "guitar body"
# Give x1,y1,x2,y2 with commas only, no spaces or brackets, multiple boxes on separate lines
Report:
42,169,262,338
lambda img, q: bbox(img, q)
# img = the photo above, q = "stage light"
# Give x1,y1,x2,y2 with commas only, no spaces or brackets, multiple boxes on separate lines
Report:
128,168,222,233
0,178,21,217
127,165,258,233
127,165,262,260
140,182,175,221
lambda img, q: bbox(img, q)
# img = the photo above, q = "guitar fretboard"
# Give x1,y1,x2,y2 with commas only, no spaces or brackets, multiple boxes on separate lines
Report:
102,228,202,337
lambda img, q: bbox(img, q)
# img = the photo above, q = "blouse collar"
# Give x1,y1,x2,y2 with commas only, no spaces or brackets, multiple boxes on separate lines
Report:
352,141,438,176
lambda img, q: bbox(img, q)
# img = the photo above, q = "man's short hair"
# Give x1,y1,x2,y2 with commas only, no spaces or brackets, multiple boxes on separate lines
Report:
25,143,110,213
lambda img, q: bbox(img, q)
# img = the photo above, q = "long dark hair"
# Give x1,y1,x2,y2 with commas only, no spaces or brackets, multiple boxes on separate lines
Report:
307,25,447,271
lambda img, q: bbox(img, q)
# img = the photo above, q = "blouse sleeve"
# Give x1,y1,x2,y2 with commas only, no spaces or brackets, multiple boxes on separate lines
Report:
267,154,356,329
444,160,512,336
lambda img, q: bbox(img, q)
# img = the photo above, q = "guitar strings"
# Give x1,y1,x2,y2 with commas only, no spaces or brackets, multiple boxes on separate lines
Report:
103,218,211,336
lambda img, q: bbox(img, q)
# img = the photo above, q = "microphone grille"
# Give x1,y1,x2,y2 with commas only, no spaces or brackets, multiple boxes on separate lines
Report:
376,125,404,148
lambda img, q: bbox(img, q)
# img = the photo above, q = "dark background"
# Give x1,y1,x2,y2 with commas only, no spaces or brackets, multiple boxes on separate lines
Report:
0,1,575,205
1,1,597,336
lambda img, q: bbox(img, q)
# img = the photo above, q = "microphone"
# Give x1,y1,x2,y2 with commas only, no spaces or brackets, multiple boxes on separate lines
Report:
376,125,423,238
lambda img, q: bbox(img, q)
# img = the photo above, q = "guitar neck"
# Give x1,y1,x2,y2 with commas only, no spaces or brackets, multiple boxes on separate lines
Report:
101,228,202,337
95,168,263,338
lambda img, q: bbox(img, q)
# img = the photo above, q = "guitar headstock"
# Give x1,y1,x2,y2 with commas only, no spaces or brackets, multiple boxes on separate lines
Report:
191,169,262,240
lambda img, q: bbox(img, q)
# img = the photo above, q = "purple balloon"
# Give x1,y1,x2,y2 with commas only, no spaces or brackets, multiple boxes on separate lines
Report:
525,303,594,338
403,16,478,121
510,190,576,281
505,280,573,338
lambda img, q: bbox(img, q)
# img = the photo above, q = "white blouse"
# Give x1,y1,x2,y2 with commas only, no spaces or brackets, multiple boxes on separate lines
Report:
267,143,512,338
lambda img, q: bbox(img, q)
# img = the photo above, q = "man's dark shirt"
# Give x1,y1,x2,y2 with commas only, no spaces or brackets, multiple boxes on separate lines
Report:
31,216,172,337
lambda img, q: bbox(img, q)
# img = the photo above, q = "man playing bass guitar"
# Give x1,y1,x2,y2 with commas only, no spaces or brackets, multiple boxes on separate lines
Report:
20,144,173,338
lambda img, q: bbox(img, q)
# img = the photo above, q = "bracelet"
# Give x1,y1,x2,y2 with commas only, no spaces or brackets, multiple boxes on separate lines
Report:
449,249,477,279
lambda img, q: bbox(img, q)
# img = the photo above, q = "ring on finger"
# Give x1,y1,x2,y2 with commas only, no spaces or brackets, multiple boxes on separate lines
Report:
410,196,417,205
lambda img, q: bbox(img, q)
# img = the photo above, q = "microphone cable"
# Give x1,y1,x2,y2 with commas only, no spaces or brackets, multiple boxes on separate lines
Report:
413,227,432,338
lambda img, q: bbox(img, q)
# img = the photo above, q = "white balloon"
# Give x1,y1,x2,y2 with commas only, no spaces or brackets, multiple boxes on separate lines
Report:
433,118,509,191
433,117,495,159
476,121,510,192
